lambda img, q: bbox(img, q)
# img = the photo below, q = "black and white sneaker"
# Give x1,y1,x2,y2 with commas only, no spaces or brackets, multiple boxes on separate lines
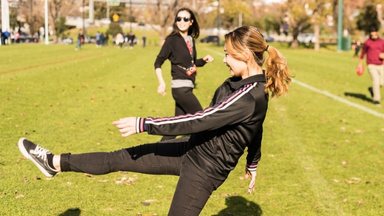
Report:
18,138,58,177
373,101,381,107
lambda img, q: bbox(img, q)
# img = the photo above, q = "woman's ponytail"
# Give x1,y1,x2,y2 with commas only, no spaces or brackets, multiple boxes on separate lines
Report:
264,46,291,98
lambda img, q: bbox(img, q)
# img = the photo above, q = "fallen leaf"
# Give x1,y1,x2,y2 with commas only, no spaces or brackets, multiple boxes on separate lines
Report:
345,177,361,184
140,202,150,206
15,194,24,199
342,198,348,203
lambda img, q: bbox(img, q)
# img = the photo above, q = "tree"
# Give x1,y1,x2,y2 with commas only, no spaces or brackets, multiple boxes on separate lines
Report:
263,15,281,34
54,17,70,39
106,22,123,37
305,0,332,51
144,0,179,44
220,0,251,29
49,0,64,43
356,3,380,34
16,0,45,35
285,0,312,48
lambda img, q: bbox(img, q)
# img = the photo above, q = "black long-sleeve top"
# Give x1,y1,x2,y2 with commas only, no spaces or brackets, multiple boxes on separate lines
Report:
137,74,268,182
154,33,207,83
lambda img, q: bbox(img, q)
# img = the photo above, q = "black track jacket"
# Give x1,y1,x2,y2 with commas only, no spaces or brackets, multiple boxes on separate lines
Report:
137,74,268,182
154,34,207,83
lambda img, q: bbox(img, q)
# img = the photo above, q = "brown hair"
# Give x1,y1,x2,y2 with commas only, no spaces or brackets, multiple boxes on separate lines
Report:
224,26,291,98
168,8,200,39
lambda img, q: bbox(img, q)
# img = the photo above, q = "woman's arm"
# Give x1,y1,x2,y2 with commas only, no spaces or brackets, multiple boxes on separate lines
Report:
154,38,171,95
155,68,166,95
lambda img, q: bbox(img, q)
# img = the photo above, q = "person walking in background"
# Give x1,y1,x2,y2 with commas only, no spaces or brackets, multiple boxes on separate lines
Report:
75,29,84,51
18,25,292,216
353,39,361,58
142,35,146,48
95,31,101,47
154,7,214,141
128,32,136,49
358,27,384,107
115,32,124,48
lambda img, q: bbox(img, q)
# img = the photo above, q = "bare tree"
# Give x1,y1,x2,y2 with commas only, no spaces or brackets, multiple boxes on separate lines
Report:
16,0,45,35
143,0,179,44
285,0,312,48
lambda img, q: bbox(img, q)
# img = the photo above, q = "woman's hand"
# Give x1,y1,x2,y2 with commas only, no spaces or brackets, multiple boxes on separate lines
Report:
155,68,166,95
112,117,137,137
157,83,166,95
245,169,257,194
203,55,214,63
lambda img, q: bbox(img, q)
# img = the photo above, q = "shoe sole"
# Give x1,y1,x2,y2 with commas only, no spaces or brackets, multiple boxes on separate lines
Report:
18,138,54,177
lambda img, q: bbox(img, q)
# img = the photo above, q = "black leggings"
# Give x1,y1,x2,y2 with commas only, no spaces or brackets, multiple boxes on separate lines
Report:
60,137,223,216
161,87,203,141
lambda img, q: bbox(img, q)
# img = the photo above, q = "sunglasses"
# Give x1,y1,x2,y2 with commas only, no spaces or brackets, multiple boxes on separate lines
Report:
176,17,191,22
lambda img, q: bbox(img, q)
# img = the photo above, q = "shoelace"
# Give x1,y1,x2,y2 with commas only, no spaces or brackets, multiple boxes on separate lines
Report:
30,145,50,160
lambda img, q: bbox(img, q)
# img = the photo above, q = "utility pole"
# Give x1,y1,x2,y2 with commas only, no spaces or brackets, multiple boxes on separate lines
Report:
45,0,48,44
337,0,343,51
130,0,132,33
82,0,85,35
217,0,221,46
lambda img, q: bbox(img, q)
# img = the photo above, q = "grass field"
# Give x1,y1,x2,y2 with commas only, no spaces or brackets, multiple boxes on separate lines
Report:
0,41,383,216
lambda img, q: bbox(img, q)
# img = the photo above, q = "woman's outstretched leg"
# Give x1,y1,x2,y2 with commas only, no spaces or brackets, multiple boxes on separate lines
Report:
18,137,191,177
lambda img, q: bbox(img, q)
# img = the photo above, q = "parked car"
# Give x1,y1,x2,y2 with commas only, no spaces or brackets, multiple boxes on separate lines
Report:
84,36,97,43
200,35,219,43
18,32,34,43
298,33,316,43
61,37,74,44
263,34,274,42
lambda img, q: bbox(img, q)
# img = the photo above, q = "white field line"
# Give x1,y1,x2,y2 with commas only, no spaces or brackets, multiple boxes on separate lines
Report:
292,79,384,119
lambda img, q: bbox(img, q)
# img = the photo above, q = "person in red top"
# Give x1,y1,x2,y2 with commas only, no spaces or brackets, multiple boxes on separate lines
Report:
359,27,384,106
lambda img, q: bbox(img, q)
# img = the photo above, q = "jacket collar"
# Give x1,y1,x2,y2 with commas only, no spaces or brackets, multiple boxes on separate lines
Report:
228,73,266,90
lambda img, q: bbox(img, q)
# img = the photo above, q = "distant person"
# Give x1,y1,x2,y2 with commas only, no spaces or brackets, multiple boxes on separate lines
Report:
35,32,40,43
154,7,214,141
75,29,84,50
115,33,124,48
358,27,384,106
18,25,292,216
142,35,146,48
15,31,20,43
353,39,361,58
104,33,109,45
0,29,5,45
95,31,101,47
100,32,105,46
128,32,136,49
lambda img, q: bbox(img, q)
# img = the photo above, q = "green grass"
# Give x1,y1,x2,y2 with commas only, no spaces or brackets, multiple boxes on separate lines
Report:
0,42,383,216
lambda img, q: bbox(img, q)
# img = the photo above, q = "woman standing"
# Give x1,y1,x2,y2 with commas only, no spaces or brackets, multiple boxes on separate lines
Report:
154,8,214,141
75,29,84,51
19,26,291,216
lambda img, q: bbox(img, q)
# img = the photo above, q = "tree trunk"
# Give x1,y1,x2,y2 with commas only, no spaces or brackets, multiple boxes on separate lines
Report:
314,23,320,51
